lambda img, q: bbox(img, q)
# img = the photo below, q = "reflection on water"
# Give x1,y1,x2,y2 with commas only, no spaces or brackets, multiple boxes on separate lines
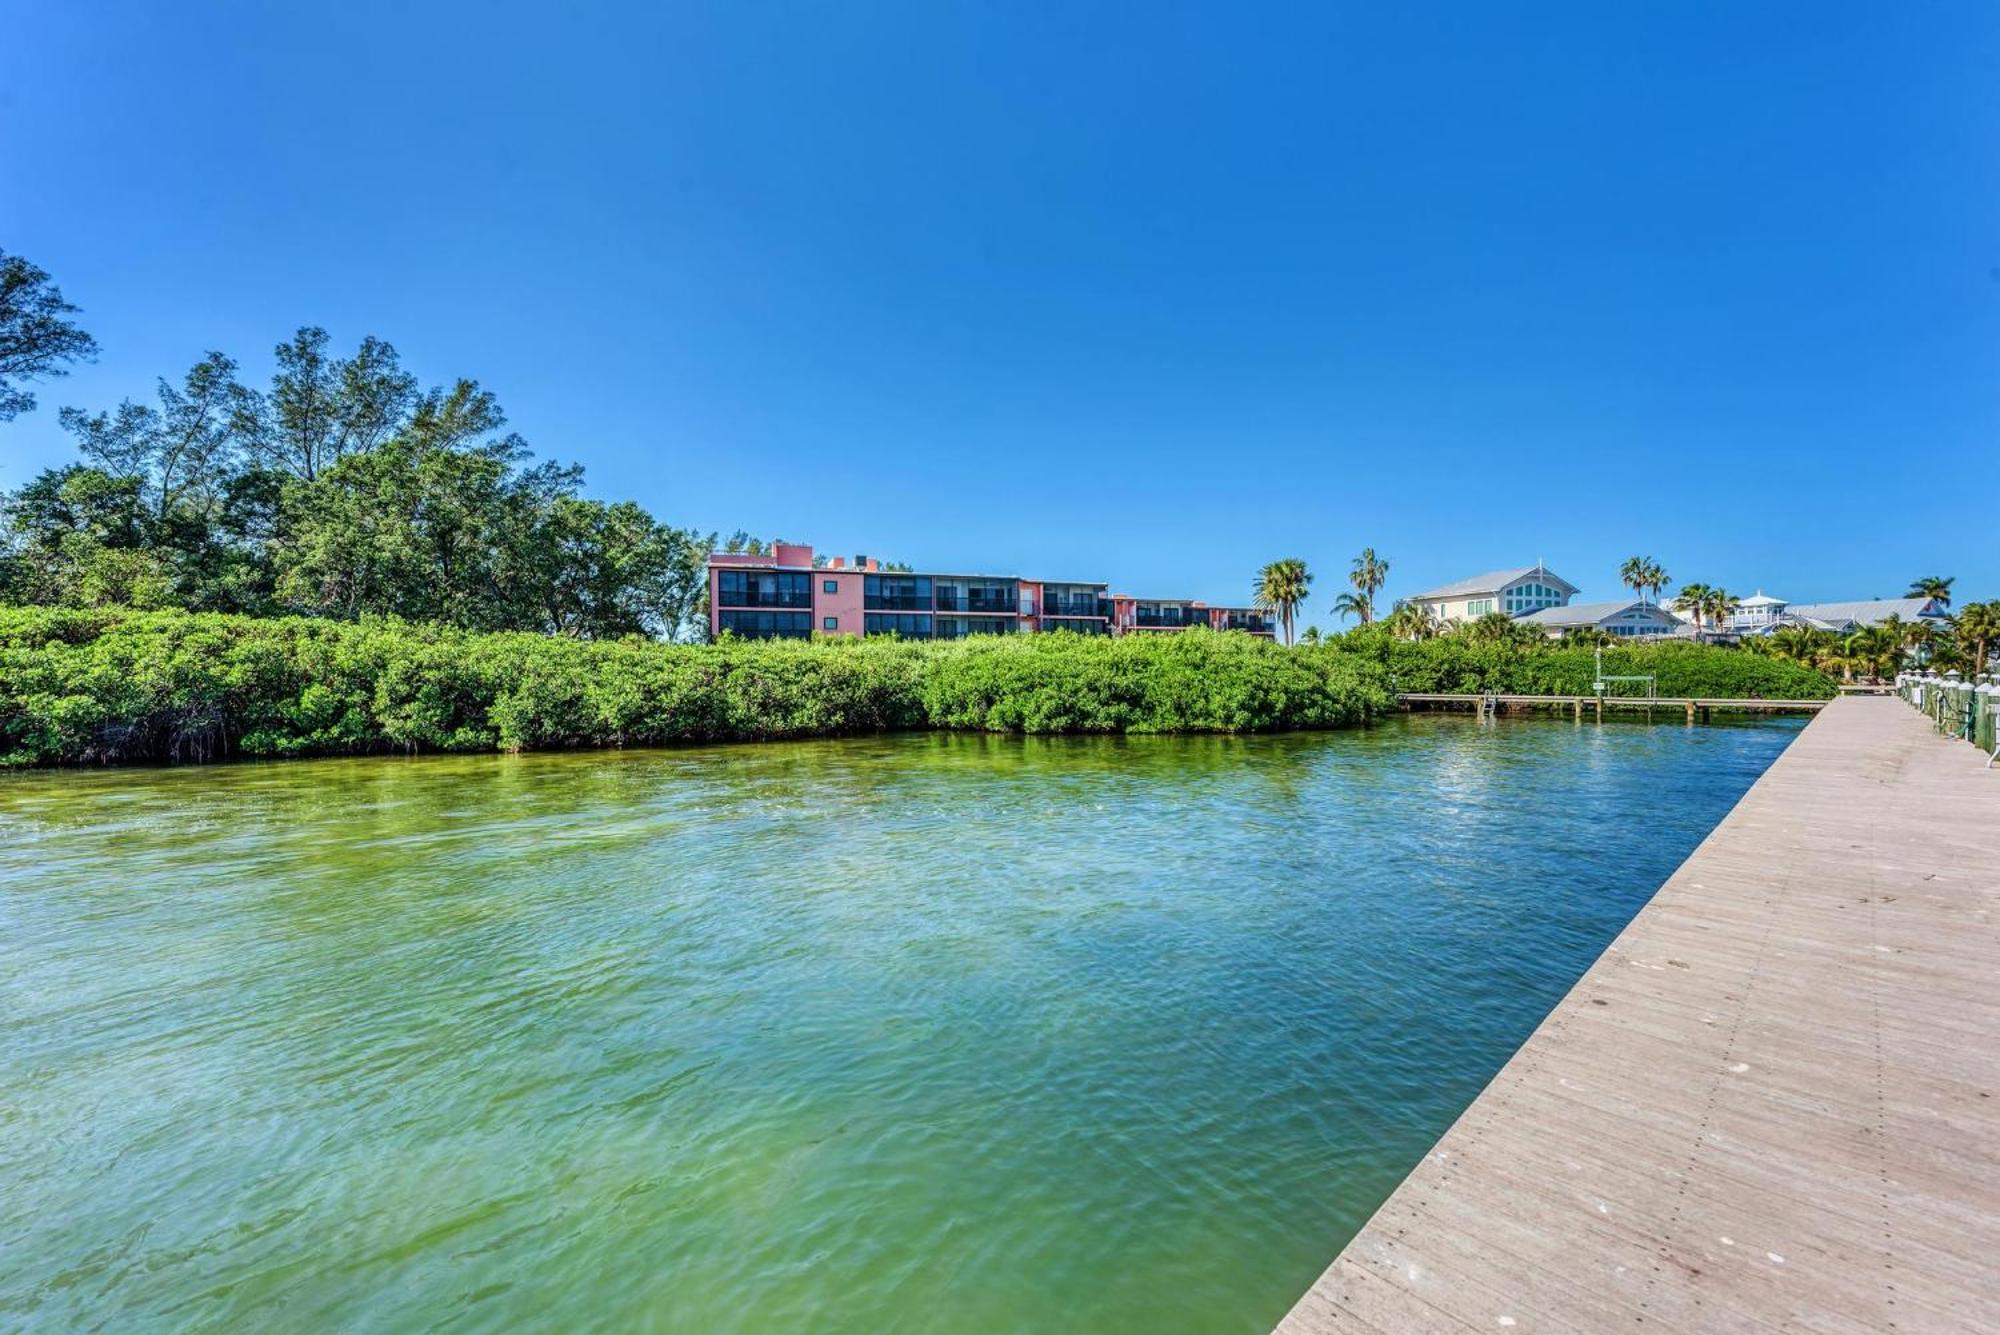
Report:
0,715,1800,1332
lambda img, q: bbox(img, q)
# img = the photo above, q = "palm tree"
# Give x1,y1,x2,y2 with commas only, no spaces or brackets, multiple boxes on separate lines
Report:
1643,560,1671,606
1619,556,1649,603
1955,601,2000,673
1701,587,1740,635
1384,598,1441,641
1462,610,1540,646
1332,591,1370,623
1299,625,1324,646
1676,582,1713,635
1253,558,1312,647
1842,625,1900,683
1347,548,1390,624
1906,575,1954,609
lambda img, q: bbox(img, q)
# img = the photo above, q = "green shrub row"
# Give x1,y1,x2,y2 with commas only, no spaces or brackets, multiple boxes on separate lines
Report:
0,608,1835,766
1322,630,1839,701
0,608,1390,765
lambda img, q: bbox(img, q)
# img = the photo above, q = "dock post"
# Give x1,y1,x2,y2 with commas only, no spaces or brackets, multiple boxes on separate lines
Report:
1594,697,1603,723
1686,700,1696,725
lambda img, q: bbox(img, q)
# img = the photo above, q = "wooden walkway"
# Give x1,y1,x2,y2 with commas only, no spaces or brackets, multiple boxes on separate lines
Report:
1398,693,1828,721
1278,695,1999,1333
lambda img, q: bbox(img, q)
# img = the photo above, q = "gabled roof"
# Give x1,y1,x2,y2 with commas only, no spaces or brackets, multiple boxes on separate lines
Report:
1519,599,1671,628
1736,592,1787,608
1408,565,1578,601
1783,598,1939,629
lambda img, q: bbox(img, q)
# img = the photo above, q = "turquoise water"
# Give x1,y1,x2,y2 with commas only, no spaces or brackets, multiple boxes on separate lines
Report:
0,716,1799,1332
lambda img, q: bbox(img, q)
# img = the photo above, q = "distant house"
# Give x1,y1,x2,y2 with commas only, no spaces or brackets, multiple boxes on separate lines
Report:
1724,592,1789,633
1761,597,1946,636
1518,600,1681,638
1406,565,1578,624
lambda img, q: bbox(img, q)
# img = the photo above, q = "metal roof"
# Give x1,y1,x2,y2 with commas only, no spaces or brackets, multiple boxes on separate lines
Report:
1408,565,1579,600
1519,599,1672,627
1782,598,1939,629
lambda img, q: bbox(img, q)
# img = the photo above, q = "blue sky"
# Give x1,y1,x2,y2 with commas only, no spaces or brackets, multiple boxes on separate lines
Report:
4,2,1996,620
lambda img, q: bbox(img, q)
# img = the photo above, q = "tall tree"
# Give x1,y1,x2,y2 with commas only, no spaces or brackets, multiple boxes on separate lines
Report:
235,328,418,480
58,352,246,521
1906,575,1954,609
0,249,99,420
1619,556,1648,603
1253,558,1312,646
1643,559,1671,606
1347,547,1389,624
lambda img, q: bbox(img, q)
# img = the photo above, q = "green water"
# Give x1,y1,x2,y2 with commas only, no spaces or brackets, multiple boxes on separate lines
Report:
0,716,1800,1332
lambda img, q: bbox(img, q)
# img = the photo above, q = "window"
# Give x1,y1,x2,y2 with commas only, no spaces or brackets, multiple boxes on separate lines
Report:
823,617,838,631
718,609,812,639
865,574,932,611
823,580,839,594
865,613,932,637
1468,598,1495,616
717,569,812,609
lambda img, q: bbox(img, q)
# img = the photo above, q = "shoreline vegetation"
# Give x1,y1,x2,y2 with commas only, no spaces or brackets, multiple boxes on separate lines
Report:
1,606,1835,767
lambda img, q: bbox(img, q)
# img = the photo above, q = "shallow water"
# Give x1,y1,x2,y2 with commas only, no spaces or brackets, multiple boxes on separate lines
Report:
0,715,1800,1332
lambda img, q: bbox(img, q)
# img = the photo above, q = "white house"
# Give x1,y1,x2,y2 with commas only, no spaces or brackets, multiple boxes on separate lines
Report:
1406,565,1579,624
1760,597,1946,635
1518,600,1682,638
1725,592,1789,632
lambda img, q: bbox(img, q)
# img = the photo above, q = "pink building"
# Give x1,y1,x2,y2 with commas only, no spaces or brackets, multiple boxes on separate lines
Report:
708,545,1273,640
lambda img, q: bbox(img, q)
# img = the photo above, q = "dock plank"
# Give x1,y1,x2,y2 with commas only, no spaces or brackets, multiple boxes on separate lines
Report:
1276,696,2000,1333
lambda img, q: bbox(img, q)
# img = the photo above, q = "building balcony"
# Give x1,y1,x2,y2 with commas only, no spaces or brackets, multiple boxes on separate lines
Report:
935,595,1018,614
717,590,813,610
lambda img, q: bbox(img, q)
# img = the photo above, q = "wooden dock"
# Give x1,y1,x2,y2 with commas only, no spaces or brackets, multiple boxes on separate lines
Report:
1398,692,1829,723
1278,695,1999,1333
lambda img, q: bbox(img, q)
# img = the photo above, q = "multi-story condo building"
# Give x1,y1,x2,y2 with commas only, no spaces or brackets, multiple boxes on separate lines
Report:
709,544,1273,640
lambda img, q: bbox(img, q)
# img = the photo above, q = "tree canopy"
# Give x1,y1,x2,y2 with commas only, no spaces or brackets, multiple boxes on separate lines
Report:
2,326,713,639
0,249,99,420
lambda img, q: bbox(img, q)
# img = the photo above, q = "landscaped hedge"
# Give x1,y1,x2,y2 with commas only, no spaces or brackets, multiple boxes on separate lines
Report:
0,607,1389,765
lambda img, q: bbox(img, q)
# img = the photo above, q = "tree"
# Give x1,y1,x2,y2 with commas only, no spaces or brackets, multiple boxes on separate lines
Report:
1347,547,1389,624
1643,560,1671,605
1906,575,1954,609
1253,558,1311,646
58,352,246,522
1619,556,1648,603
1701,587,1739,635
234,328,419,480
1298,625,1323,646
1331,591,1369,623
0,249,98,420
1460,610,1542,646
1384,598,1441,640
1954,601,2000,673
1677,582,1713,635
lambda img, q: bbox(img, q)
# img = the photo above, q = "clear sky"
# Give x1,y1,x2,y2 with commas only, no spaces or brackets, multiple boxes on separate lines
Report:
4,2,1996,619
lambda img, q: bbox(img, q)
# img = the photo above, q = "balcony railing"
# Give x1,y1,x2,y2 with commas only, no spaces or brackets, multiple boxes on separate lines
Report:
1044,599,1108,618
935,594,1017,614
865,594,930,612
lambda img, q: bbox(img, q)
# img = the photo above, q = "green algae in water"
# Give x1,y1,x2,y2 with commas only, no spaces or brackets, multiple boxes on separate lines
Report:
0,715,1799,1331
